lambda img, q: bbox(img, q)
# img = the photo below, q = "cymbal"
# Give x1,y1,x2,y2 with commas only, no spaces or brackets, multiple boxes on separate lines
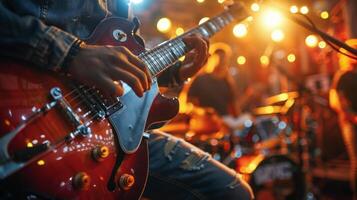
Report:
264,92,299,105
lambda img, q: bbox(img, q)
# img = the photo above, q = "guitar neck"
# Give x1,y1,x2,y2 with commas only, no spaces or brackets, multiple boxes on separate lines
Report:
139,10,237,77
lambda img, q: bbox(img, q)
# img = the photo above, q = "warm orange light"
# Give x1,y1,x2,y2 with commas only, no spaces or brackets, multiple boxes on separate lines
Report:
287,53,296,63
262,10,283,28
318,41,327,49
196,0,205,3
250,3,260,12
27,142,33,148
305,35,318,48
157,18,172,33
233,24,247,38
320,11,329,19
290,5,298,14
246,16,254,22
271,29,284,42
217,0,225,4
237,56,246,65
37,160,45,166
199,17,209,25
176,27,184,36
260,55,270,66
300,6,309,14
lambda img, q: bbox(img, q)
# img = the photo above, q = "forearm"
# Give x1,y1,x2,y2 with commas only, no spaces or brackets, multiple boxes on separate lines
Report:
0,3,78,71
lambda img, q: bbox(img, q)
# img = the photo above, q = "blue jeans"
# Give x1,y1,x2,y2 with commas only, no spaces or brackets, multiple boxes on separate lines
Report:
143,130,254,200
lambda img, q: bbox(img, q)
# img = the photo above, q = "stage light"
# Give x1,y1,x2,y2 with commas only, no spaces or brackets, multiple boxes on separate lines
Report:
176,27,184,36
320,11,329,19
199,17,209,25
217,0,225,4
237,56,246,65
157,17,172,33
262,10,283,28
197,0,205,3
131,0,143,4
250,3,260,12
318,41,327,49
233,23,247,38
300,6,309,14
305,35,318,48
271,29,284,42
260,55,270,66
287,54,296,63
246,16,254,22
290,5,298,14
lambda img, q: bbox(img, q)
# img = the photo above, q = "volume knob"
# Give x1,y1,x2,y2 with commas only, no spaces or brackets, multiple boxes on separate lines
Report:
92,146,109,162
118,174,135,190
72,172,91,190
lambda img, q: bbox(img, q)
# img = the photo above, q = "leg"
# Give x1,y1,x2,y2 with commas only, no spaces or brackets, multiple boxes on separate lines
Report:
143,130,253,200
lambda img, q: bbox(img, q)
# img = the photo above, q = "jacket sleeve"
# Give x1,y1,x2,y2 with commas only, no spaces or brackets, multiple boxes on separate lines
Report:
0,2,78,71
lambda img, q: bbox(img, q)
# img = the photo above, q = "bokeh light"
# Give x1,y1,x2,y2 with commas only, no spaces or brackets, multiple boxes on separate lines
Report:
287,53,296,63
233,24,248,38
196,0,205,3
271,29,285,42
157,17,172,33
305,35,318,48
320,11,329,19
217,0,225,4
176,27,184,36
300,6,309,14
318,41,327,49
262,10,283,28
251,3,260,12
290,5,298,14
131,0,143,4
199,17,210,25
237,56,246,65
260,55,270,66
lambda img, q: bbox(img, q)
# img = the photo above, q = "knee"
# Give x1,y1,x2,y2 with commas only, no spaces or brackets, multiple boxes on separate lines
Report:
226,175,254,200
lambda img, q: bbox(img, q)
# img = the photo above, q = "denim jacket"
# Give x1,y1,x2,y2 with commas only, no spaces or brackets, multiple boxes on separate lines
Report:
0,0,181,86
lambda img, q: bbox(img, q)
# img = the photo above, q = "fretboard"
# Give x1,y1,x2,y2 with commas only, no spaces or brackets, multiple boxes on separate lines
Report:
139,10,237,77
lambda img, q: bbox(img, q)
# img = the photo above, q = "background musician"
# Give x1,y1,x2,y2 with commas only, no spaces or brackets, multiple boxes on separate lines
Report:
0,0,253,199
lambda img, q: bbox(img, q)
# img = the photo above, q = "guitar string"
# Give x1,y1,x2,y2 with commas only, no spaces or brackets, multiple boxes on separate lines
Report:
59,11,233,115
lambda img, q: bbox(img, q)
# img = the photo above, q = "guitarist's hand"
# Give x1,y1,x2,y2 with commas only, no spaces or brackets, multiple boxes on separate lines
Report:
179,34,209,81
67,44,151,98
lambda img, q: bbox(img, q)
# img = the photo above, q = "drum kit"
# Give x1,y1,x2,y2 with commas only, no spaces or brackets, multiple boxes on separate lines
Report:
160,91,317,200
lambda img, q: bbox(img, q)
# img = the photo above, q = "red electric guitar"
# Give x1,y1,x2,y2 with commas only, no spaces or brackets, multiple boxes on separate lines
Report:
0,3,248,199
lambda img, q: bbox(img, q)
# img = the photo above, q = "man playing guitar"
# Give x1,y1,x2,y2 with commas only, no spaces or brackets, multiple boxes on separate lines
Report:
0,0,253,199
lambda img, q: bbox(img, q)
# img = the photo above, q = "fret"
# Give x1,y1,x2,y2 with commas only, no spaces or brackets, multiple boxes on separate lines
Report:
140,53,157,76
151,52,165,73
140,55,154,76
211,17,223,31
165,43,177,62
197,26,211,38
138,5,246,77
216,16,226,28
157,47,171,70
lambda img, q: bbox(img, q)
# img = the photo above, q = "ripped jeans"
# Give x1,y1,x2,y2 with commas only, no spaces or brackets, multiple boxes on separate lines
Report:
143,130,254,200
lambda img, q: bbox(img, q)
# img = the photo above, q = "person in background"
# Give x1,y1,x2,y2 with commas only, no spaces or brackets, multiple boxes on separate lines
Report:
330,39,357,198
0,0,253,199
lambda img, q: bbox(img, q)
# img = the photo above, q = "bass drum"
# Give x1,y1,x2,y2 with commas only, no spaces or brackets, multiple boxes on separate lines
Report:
236,155,304,200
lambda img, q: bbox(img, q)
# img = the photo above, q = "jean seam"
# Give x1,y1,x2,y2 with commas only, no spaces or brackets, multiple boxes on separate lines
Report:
148,172,207,200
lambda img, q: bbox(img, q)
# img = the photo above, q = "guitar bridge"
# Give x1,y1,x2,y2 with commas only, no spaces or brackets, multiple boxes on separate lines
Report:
75,85,123,119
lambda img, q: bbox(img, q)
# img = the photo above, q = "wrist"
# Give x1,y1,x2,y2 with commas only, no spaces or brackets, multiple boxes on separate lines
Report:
61,39,84,73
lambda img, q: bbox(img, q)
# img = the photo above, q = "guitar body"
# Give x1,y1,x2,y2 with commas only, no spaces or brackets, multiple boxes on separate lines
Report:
0,17,179,199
